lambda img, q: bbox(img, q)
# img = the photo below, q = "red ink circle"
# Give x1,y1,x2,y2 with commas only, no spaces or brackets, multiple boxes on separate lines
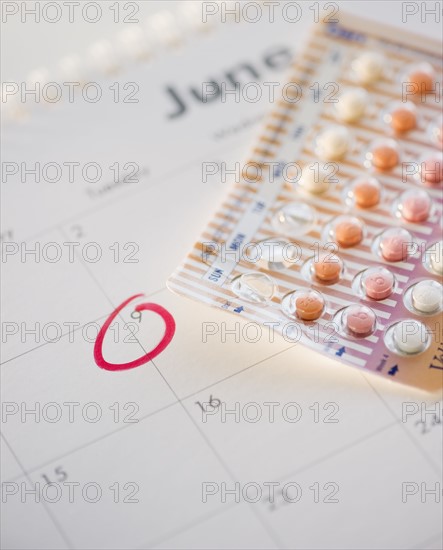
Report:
94,294,175,371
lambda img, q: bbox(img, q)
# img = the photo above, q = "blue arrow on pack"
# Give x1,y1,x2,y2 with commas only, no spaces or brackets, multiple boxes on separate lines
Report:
388,365,398,376
335,346,346,356
234,306,244,313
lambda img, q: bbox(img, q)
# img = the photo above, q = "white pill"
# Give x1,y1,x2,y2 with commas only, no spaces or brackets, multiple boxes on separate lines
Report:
299,163,330,194
117,27,151,60
412,280,442,313
273,202,315,236
316,125,350,160
259,243,284,263
256,240,288,263
353,52,385,84
59,55,84,81
89,40,118,73
393,320,428,354
232,272,276,303
429,241,443,274
335,88,368,122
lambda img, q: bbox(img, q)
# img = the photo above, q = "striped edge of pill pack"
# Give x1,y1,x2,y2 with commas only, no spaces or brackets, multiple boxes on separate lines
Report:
168,12,443,392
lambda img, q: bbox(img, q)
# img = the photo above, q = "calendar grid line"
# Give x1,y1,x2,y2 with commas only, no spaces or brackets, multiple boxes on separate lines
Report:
3,277,442,545
139,500,238,550
0,285,167,367
1,432,74,550
2,399,179,484
56,224,283,548
274,420,399,485
4,329,441,489
141,334,285,550
0,313,110,367
156,360,287,549
5,213,289,549
2,344,297,483
143,420,399,550
3,136,252,247
360,374,443,475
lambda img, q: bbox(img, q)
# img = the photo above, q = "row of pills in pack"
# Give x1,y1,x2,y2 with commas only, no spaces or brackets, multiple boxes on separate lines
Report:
346,51,438,92
305,126,442,179
271,200,442,259
286,160,442,203
231,271,439,355
241,240,442,297
291,175,440,220
331,89,442,140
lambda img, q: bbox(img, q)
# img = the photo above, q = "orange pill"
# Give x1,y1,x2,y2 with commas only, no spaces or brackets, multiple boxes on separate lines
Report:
408,70,434,95
353,180,380,208
371,145,399,171
335,219,363,247
390,107,416,133
295,292,324,321
313,254,343,283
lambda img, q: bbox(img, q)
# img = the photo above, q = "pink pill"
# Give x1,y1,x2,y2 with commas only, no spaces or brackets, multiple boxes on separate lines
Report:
400,191,431,222
421,155,443,185
344,305,376,336
380,229,413,262
363,269,394,300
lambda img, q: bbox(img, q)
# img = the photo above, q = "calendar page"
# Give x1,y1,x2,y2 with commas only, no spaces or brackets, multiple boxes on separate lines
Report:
1,2,442,549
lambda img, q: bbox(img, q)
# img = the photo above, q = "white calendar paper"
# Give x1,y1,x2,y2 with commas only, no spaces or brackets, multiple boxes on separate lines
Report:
1,2,442,549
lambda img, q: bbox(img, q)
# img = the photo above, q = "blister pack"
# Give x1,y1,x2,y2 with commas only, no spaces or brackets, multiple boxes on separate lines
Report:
168,13,443,392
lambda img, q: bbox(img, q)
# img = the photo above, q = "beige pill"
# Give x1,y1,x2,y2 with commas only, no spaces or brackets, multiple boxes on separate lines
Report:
353,52,385,84
353,180,381,208
335,219,363,247
408,70,434,95
371,144,399,171
313,255,343,283
390,107,417,133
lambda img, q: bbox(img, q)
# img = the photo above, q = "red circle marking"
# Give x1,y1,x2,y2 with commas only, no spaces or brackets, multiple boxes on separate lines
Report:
94,294,175,371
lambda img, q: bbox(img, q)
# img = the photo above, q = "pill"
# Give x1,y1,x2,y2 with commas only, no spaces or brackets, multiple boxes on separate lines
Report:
232,272,276,303
353,52,385,84
363,269,394,300
400,190,431,222
398,189,431,222
407,67,435,96
344,305,376,336
428,241,443,274
335,88,367,122
335,218,363,247
401,196,430,222
256,240,288,264
393,320,428,354
316,125,350,160
295,291,325,321
389,107,417,133
299,163,330,194
421,154,443,185
411,280,442,313
353,179,381,208
273,202,315,236
313,254,343,283
370,142,399,171
380,228,413,262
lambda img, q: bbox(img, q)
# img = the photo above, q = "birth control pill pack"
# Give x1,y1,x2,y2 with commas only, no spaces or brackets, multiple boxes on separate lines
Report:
168,13,443,392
